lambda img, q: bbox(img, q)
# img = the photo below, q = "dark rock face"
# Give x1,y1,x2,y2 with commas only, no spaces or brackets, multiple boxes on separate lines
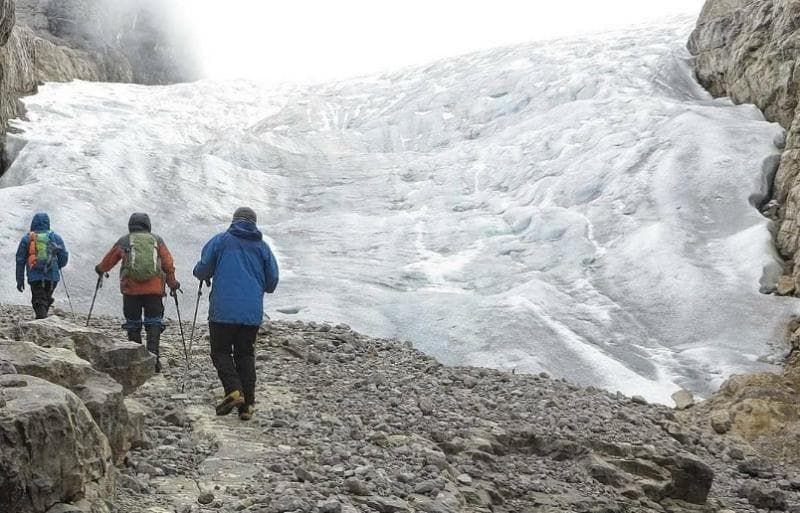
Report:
0,0,198,173
0,0,13,46
15,0,199,85
689,0,800,286
689,0,800,128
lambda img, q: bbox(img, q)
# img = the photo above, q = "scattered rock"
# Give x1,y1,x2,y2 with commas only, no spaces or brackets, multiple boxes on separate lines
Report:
777,276,797,296
354,496,410,513
197,492,215,505
710,410,732,435
671,389,695,410
739,482,787,511
0,359,15,374
164,410,191,427
344,477,371,496
738,457,775,478
295,466,316,483
317,499,342,513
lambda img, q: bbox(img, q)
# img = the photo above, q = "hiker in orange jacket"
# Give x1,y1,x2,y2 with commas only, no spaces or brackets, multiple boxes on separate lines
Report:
96,213,180,372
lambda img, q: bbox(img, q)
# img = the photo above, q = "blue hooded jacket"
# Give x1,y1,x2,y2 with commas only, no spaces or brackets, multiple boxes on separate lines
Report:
193,220,279,326
15,213,69,286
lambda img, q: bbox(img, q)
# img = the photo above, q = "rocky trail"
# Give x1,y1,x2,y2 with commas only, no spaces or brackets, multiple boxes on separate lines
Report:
2,305,800,512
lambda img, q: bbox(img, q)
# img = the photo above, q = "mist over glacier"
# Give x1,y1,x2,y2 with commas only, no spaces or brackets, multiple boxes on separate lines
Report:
0,16,795,402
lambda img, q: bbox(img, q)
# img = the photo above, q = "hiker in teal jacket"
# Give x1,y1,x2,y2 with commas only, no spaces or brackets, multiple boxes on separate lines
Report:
15,213,69,319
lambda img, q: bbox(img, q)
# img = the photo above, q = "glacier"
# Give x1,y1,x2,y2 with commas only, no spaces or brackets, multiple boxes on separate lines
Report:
0,16,796,403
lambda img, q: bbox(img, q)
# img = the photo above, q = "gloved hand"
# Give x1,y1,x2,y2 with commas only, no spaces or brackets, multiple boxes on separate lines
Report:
16,282,24,293
94,265,104,276
169,281,181,296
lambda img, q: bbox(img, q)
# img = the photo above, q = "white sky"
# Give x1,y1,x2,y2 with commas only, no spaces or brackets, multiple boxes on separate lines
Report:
173,0,706,83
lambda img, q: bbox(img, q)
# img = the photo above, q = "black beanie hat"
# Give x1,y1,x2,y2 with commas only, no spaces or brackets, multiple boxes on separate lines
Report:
233,207,257,224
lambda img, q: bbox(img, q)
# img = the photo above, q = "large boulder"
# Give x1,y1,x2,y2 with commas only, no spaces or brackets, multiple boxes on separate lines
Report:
0,374,113,513
12,317,155,394
0,338,134,462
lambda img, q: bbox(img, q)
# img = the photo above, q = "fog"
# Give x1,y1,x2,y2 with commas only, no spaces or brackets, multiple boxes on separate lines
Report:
167,0,706,82
22,0,705,84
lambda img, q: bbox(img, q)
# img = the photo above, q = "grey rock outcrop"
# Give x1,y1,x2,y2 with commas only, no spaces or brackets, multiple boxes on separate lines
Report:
689,0,800,284
0,338,136,462
11,316,155,394
0,374,113,513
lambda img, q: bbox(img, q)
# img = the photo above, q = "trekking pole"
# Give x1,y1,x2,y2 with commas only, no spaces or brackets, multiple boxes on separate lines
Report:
59,269,77,321
170,288,189,370
86,272,109,327
187,280,205,359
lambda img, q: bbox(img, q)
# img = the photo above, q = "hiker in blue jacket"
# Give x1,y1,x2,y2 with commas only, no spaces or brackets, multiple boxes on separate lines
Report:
15,213,69,319
193,207,279,421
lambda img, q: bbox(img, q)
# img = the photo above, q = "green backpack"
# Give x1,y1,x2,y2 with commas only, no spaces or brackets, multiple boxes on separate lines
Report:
122,233,161,282
27,231,55,272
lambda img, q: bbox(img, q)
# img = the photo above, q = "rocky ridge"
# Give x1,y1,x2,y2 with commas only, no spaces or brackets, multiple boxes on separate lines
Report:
2,304,800,512
0,0,197,170
688,0,800,464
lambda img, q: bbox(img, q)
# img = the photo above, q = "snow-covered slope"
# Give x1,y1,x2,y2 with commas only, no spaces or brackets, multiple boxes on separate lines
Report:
0,16,794,402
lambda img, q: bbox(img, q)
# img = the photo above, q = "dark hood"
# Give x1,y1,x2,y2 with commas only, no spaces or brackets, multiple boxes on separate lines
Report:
227,219,262,241
30,213,50,232
128,213,151,233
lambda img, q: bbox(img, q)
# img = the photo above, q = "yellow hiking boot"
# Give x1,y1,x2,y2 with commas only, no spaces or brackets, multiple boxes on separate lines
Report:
238,404,255,421
215,390,245,416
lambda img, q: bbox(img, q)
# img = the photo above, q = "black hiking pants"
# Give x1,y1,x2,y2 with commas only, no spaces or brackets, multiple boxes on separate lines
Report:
123,295,164,365
209,322,259,406
30,280,57,319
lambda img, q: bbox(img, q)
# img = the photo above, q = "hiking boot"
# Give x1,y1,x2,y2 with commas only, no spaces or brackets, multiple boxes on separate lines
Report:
154,358,162,374
127,329,142,344
238,404,255,421
215,390,245,416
